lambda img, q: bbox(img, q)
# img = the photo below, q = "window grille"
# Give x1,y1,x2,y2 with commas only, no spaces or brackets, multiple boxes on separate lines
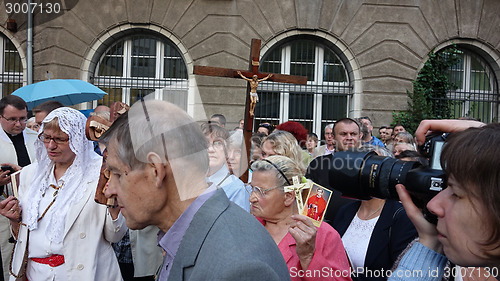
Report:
440,48,499,122
91,34,188,109
256,38,352,138
0,34,22,97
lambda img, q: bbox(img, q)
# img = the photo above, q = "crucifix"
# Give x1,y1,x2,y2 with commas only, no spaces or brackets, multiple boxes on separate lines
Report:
193,38,308,182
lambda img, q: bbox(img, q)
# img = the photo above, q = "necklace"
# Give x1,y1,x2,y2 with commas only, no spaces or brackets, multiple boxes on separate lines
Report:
37,183,63,222
358,204,383,220
9,184,61,280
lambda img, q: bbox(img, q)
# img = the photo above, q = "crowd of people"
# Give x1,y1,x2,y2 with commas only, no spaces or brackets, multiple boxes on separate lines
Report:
0,94,498,281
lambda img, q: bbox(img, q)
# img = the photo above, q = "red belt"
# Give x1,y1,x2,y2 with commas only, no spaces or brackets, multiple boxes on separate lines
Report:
31,254,65,267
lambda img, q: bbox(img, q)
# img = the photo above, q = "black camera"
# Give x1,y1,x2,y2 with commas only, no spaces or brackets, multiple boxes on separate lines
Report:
306,134,448,211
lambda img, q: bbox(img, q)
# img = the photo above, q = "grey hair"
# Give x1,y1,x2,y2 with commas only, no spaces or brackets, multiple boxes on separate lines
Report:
90,110,110,121
325,123,334,131
394,131,415,146
360,144,394,158
228,130,243,148
100,100,209,173
100,100,210,201
251,155,304,188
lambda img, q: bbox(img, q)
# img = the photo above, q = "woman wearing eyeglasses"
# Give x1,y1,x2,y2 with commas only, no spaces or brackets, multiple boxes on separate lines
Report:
0,107,126,281
249,155,351,281
201,123,249,212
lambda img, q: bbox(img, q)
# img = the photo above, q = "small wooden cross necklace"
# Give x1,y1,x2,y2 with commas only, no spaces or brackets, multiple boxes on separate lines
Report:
38,183,62,222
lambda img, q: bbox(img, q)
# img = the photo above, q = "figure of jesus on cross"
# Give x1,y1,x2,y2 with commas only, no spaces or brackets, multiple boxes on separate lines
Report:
193,38,307,181
236,71,272,117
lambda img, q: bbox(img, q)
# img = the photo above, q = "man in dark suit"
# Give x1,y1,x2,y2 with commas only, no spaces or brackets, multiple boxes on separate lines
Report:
101,100,290,281
307,118,361,224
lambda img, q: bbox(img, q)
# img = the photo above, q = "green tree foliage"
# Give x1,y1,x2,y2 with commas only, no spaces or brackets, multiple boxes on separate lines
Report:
392,46,460,133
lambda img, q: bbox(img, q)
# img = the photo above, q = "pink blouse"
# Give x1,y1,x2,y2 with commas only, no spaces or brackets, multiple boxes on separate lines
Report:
259,218,352,281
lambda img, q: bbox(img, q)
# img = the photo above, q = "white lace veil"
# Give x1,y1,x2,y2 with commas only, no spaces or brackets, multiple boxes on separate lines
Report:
23,107,102,243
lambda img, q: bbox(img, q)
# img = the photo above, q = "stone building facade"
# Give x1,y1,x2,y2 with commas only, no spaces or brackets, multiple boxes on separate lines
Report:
0,0,499,132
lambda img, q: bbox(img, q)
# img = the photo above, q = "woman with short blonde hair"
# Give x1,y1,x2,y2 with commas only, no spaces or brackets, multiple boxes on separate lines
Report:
260,130,306,174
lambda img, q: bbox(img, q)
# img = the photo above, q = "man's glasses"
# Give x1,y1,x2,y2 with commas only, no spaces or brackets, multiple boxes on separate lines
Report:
103,169,111,179
38,134,69,144
245,184,280,197
103,168,128,180
1,115,27,124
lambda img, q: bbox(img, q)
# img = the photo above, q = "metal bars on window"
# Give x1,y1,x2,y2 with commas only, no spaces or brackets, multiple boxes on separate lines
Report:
438,49,499,123
92,34,188,109
0,35,22,97
255,38,352,136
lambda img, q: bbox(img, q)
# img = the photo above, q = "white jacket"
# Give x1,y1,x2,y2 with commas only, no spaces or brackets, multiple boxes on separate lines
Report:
0,127,37,280
10,163,127,281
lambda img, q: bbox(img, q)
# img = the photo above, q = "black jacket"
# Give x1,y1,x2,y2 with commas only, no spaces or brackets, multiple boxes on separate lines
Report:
333,200,417,281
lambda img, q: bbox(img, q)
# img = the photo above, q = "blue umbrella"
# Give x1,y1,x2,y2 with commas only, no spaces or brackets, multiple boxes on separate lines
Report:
12,79,107,110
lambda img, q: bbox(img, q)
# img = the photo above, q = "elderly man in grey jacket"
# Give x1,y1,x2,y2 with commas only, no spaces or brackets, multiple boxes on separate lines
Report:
101,100,291,281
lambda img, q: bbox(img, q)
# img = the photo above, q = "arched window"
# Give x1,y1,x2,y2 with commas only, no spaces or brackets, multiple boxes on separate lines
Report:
444,48,498,122
256,37,352,135
0,34,22,97
92,33,188,108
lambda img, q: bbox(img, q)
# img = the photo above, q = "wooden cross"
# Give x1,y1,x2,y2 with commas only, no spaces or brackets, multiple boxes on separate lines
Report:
193,38,308,182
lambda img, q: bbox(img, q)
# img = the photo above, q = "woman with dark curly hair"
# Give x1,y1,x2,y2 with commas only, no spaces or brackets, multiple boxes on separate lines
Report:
391,120,500,280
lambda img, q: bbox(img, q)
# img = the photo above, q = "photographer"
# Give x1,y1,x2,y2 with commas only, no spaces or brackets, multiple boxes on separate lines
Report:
390,119,500,280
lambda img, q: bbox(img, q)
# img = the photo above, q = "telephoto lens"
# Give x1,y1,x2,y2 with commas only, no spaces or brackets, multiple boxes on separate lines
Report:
306,148,446,209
